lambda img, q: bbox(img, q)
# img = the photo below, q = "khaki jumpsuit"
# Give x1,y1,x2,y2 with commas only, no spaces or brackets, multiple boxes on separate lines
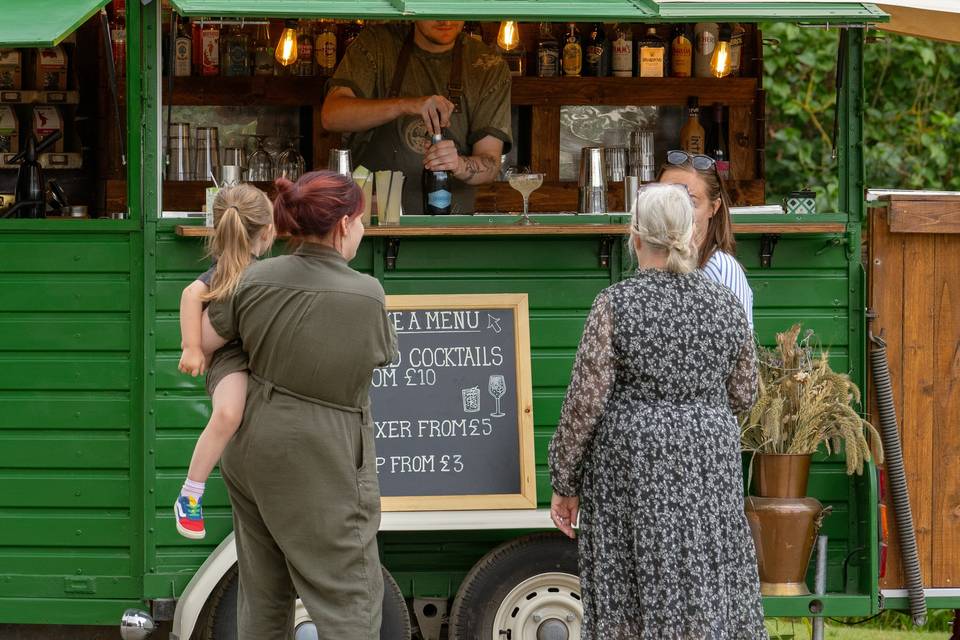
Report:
208,242,398,640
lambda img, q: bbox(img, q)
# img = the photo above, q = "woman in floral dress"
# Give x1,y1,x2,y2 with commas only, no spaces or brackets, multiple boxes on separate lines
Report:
548,184,767,639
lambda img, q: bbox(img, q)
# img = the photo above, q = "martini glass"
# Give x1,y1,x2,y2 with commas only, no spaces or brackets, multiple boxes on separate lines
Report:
508,167,544,225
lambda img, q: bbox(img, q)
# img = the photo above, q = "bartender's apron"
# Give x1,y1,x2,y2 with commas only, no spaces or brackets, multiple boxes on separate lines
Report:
355,31,473,214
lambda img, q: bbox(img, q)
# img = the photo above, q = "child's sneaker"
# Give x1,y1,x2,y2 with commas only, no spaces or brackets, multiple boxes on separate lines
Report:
175,495,206,540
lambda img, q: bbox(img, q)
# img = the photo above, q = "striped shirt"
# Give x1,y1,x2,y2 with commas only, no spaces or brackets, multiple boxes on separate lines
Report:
701,250,754,330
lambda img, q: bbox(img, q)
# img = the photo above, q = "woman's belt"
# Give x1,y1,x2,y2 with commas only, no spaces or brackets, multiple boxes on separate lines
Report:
249,372,367,421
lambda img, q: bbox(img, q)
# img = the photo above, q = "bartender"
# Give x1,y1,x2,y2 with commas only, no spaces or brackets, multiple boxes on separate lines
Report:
320,20,513,214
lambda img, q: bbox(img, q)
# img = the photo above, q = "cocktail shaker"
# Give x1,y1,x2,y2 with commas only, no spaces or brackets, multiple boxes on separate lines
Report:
578,146,607,214
328,149,352,177
629,128,656,182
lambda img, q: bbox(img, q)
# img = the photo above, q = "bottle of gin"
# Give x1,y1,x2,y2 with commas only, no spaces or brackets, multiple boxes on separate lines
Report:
610,23,633,77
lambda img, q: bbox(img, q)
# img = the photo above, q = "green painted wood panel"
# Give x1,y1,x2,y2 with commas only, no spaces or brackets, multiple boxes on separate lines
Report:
0,575,137,599
0,315,130,351
0,549,132,575
0,514,133,547
0,434,129,469
0,598,144,626
0,393,131,430
0,355,130,391
0,238,130,273
0,474,130,508
0,277,131,312
0,0,109,47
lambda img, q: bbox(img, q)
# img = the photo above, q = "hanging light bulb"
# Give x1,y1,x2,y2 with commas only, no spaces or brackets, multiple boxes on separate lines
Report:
497,21,519,51
710,24,732,78
275,20,299,66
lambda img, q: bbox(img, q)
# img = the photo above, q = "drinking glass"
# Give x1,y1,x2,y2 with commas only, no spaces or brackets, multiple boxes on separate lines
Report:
193,126,220,182
275,137,305,181
245,135,274,182
488,374,506,418
507,166,544,226
166,123,191,181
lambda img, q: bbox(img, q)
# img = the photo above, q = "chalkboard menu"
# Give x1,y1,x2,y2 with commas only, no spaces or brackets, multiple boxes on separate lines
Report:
371,294,536,511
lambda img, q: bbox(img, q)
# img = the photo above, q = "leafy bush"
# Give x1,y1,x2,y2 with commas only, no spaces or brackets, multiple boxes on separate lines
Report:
762,23,960,211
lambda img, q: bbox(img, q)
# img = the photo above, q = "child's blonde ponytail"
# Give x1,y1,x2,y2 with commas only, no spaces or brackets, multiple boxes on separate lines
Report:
202,184,273,302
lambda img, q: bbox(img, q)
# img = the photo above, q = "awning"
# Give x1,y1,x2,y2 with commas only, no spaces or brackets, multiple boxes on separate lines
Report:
393,0,658,20
170,0,405,19
0,0,109,48
656,1,889,23
874,1,960,43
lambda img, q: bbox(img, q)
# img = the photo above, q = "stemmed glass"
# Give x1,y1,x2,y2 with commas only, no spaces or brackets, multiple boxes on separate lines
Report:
275,137,305,181
245,134,274,182
488,374,506,418
507,166,544,226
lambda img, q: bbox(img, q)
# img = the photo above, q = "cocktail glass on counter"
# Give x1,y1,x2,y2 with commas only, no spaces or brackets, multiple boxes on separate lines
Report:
508,167,544,226
245,135,274,182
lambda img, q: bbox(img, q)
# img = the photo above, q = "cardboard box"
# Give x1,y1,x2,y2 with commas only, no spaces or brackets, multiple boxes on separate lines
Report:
0,106,18,154
0,50,22,90
36,47,68,91
33,106,64,152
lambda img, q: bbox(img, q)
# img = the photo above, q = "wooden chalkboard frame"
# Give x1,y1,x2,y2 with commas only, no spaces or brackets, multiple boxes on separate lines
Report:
379,293,537,512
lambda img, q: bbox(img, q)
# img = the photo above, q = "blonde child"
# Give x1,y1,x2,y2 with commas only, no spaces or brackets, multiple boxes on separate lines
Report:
175,184,274,539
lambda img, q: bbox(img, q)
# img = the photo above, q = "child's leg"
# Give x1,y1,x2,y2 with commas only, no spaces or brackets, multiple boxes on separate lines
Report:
186,371,247,485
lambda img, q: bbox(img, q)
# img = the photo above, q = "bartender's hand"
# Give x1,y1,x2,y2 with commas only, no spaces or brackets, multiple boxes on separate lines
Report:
423,139,461,172
411,95,456,136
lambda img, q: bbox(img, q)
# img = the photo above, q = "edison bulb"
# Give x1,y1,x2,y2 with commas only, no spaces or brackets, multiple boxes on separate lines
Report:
275,21,299,66
497,21,519,51
711,25,732,78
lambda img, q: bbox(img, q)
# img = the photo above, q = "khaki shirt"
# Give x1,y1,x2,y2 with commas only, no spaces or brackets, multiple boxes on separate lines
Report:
208,242,397,410
329,24,513,214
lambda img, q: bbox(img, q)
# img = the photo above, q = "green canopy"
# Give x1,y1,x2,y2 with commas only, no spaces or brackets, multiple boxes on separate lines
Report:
0,0,109,48
171,0,888,22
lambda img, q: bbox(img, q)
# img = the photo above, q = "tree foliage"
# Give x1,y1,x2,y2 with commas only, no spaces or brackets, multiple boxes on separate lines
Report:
762,24,960,210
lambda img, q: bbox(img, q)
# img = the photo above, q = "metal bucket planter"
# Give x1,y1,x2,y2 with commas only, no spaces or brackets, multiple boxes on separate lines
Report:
744,453,831,596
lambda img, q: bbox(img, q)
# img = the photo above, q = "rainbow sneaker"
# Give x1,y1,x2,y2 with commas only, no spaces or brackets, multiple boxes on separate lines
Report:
175,495,206,540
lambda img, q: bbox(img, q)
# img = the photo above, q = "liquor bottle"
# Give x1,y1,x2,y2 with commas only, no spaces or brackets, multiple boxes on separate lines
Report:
693,22,718,78
253,22,274,76
342,20,363,54
315,20,338,76
708,102,730,179
637,26,665,78
729,23,746,76
536,22,559,77
422,133,451,215
585,23,609,77
610,23,633,77
200,20,220,77
669,24,692,78
680,97,705,155
561,23,582,77
110,0,126,76
295,20,315,76
191,19,203,75
172,16,192,77
222,24,251,76
463,22,484,43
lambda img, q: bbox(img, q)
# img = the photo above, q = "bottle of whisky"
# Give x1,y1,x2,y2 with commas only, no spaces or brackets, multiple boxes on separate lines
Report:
610,23,633,77
585,23,609,77
561,23,582,77
637,26,665,78
669,24,693,78
680,97,705,155
537,22,559,77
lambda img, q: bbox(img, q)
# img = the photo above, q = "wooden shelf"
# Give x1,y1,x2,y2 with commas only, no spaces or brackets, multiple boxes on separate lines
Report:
511,77,759,107
142,75,758,108
175,221,846,238
0,89,80,105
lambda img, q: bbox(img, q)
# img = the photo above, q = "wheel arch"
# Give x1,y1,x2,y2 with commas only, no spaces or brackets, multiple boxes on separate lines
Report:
170,532,238,640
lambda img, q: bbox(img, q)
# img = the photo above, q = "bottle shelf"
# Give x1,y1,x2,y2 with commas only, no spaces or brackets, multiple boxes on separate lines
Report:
0,152,83,170
0,90,81,105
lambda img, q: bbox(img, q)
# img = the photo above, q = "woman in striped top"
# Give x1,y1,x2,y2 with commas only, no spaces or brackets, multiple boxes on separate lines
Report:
658,150,754,329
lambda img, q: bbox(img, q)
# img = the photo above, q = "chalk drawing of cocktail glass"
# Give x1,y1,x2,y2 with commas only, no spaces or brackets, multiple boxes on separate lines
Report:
462,386,481,413
488,375,506,418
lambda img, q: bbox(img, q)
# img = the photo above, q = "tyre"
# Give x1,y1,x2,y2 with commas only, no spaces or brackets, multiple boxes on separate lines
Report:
197,565,410,640
448,533,583,640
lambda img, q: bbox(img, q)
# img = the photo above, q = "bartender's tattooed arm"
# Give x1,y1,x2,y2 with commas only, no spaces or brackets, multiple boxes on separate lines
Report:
452,136,504,186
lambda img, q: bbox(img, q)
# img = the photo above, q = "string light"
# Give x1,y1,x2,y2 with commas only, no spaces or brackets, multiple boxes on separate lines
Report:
497,21,519,51
275,20,299,66
711,24,732,78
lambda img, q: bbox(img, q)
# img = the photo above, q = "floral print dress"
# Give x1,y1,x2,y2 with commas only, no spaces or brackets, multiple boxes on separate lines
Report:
548,268,767,640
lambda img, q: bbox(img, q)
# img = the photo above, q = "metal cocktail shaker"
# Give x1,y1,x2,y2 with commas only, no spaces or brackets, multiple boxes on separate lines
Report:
629,128,656,182
328,149,352,177
578,146,607,214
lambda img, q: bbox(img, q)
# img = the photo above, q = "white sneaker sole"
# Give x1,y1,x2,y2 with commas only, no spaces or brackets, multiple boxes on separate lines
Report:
175,500,206,540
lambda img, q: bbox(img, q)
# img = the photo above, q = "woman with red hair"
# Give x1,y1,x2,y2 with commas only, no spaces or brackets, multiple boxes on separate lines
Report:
202,170,397,639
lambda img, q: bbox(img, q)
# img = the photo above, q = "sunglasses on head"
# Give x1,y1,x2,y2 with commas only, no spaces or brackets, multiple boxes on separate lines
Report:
666,150,717,173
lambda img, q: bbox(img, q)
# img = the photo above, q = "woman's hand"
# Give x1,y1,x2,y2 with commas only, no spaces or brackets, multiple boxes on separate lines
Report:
551,493,580,539
178,346,206,377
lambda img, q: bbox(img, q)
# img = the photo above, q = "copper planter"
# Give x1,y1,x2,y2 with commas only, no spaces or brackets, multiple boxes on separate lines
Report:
745,453,830,596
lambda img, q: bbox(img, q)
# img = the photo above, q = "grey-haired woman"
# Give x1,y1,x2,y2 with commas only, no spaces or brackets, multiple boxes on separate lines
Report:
548,184,767,639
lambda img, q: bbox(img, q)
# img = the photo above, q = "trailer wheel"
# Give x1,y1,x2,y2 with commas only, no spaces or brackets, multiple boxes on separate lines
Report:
198,565,410,640
448,532,582,640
